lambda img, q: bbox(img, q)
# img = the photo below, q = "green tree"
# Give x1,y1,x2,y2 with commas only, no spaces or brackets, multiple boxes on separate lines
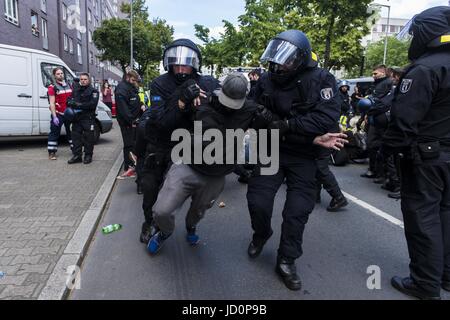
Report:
93,1,173,82
363,36,410,74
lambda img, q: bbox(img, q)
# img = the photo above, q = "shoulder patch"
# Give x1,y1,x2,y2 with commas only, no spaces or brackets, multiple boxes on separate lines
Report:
320,88,334,100
399,79,413,93
92,92,98,98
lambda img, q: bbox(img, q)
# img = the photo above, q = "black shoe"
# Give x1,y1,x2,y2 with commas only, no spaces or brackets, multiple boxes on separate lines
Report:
238,171,251,184
248,231,273,258
248,241,265,258
68,155,82,164
83,155,92,164
327,195,348,212
276,257,302,291
381,181,400,192
391,276,440,300
360,170,376,178
139,222,156,244
388,191,401,199
442,280,450,292
373,177,385,184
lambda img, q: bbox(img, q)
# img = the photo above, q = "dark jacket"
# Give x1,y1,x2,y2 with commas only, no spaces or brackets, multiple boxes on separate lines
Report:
383,49,450,153
367,76,394,128
145,72,220,151
115,80,142,127
253,67,341,158
188,98,259,176
69,83,99,120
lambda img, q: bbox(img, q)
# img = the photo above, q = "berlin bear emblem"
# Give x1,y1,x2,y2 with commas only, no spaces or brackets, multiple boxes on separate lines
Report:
320,88,333,100
400,79,413,94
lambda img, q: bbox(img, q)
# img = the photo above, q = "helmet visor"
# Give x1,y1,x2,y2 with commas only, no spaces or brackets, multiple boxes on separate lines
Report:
260,39,304,70
396,15,416,41
163,46,200,70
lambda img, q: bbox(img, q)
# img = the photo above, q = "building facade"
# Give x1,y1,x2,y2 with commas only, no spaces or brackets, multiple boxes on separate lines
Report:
362,17,410,46
0,0,130,87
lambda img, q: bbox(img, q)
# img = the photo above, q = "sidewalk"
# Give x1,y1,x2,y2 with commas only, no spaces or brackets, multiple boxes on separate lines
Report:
0,121,122,299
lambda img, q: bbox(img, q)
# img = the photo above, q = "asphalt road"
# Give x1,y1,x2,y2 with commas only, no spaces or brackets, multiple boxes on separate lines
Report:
70,162,450,300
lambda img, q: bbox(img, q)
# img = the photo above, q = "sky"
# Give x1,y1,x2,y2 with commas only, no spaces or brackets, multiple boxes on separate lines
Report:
145,0,449,42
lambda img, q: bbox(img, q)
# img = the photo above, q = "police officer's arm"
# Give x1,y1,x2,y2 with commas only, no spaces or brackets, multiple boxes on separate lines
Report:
383,66,435,150
75,89,99,111
116,87,135,127
48,85,57,117
287,72,341,137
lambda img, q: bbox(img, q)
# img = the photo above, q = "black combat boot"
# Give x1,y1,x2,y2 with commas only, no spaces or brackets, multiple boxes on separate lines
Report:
68,155,83,164
327,195,348,212
391,276,440,300
276,257,302,291
83,155,92,164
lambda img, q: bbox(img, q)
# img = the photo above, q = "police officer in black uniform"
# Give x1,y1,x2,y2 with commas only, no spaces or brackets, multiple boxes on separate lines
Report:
115,70,143,177
246,30,341,290
383,6,450,300
67,73,99,164
138,39,220,244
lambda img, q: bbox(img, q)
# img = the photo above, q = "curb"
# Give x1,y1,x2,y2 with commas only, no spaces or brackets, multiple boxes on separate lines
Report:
38,153,123,300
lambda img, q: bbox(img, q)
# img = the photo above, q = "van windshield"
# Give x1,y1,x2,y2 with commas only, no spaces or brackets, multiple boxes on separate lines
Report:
41,63,74,87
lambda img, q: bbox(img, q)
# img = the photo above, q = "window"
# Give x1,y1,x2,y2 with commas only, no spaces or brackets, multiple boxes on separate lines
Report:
89,51,94,64
390,25,397,33
64,34,69,51
4,0,19,25
62,3,67,21
89,30,93,43
41,0,47,13
31,12,39,36
381,24,387,32
41,18,48,49
41,63,75,88
77,30,82,40
88,9,92,22
77,43,82,64
69,38,74,54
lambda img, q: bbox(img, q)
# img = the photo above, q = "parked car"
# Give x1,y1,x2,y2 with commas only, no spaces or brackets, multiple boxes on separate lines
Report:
339,77,374,96
0,44,112,143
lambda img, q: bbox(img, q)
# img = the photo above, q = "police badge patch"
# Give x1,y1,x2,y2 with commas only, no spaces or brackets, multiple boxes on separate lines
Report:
400,79,413,93
93,92,98,98
320,88,333,100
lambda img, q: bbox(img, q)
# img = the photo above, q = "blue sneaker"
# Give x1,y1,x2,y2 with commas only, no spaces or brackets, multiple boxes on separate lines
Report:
186,227,199,246
147,231,169,254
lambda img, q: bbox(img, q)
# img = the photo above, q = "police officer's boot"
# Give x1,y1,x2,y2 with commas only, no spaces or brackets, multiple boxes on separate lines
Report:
276,256,302,291
327,194,348,212
391,276,440,300
247,231,273,258
68,155,83,164
83,155,92,164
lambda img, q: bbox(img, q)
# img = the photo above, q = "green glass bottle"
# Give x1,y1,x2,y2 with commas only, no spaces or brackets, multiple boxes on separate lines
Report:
102,223,122,234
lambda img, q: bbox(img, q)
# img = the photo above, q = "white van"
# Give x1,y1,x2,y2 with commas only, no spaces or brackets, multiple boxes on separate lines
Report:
0,44,112,141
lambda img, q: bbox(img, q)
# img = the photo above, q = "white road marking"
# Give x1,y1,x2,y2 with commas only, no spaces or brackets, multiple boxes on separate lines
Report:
342,191,404,229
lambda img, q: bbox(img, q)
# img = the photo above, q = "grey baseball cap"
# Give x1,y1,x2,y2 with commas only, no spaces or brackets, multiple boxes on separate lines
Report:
215,72,248,109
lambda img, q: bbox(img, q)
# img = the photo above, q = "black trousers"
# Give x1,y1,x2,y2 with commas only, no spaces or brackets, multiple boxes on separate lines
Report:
367,125,385,175
316,156,343,199
247,153,317,261
134,122,147,187
71,118,95,157
119,125,135,171
400,153,450,295
141,149,171,224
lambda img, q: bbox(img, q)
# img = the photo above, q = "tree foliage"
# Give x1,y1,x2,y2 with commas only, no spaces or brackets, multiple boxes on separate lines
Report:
364,37,410,74
93,0,173,82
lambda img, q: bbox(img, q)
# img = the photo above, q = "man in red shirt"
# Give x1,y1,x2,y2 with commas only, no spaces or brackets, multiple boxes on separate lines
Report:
47,67,73,160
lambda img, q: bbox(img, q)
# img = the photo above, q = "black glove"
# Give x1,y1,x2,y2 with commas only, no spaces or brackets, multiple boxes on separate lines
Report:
67,98,77,109
258,105,273,123
268,119,290,136
179,79,200,104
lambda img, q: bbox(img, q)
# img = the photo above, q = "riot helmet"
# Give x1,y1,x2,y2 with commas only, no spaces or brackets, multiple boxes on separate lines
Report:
163,39,202,84
338,80,350,92
260,30,312,85
406,6,450,60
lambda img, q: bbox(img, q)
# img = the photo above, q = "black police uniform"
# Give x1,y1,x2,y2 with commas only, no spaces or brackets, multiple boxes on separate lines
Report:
69,83,99,162
247,32,341,275
383,6,450,298
366,76,393,178
140,71,219,240
115,80,142,171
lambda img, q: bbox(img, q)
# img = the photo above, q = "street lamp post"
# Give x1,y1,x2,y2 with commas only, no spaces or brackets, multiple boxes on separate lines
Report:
371,3,391,65
130,0,133,69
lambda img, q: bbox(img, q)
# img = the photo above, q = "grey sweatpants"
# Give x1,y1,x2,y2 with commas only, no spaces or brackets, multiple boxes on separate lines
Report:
152,164,225,235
